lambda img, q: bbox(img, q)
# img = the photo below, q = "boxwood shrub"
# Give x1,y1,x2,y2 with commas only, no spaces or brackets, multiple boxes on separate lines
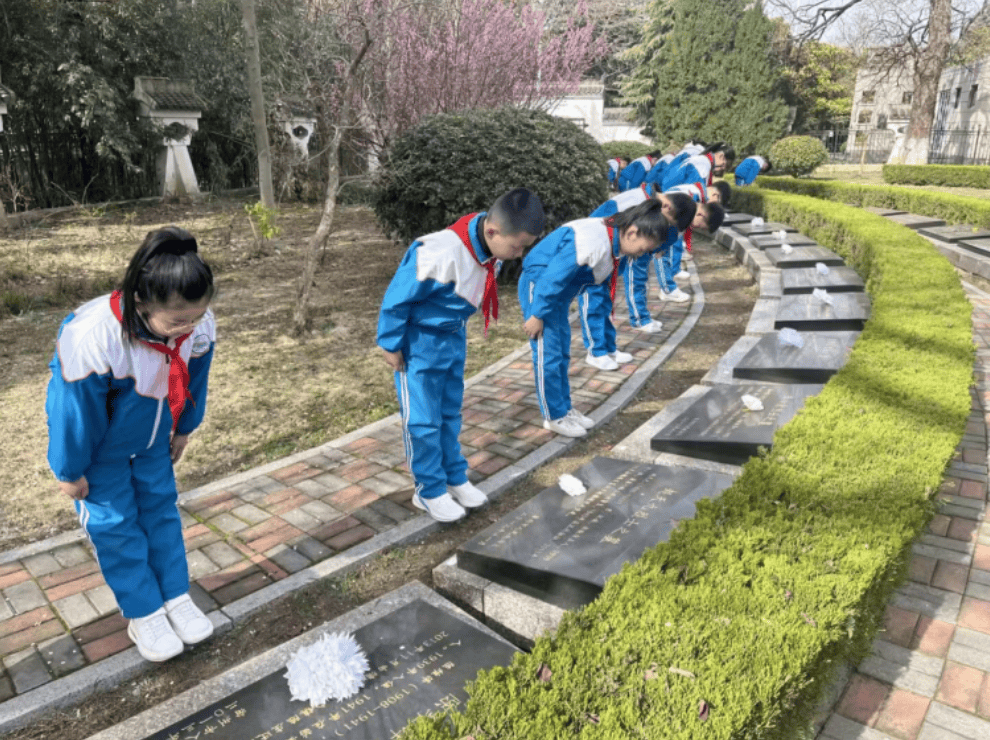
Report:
756,175,990,228
768,136,829,177
602,140,656,161
883,164,990,189
398,189,972,740
372,107,609,244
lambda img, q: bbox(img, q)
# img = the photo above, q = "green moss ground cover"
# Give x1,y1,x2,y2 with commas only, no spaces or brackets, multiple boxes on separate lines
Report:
399,190,973,739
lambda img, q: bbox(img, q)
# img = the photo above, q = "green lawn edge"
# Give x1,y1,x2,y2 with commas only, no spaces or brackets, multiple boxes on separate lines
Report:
399,190,973,740
883,164,990,189
754,175,990,228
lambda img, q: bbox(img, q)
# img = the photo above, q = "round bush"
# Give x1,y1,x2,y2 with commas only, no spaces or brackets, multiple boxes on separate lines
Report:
601,140,655,161
372,107,610,245
769,136,829,177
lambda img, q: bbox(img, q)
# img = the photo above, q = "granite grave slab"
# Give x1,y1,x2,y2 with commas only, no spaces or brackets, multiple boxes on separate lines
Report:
916,225,990,243
864,207,907,216
749,233,818,249
650,383,823,465
766,245,845,269
781,265,864,294
773,292,870,331
960,238,990,259
732,331,859,384
720,212,758,226
733,221,799,236
457,457,734,611
885,213,947,230
143,599,517,740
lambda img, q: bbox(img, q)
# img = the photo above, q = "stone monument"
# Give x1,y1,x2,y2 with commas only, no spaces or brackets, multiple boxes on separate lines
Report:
133,77,208,197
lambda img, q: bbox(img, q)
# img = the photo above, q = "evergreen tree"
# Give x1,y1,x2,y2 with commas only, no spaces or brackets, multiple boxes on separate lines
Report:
618,0,675,140
649,0,788,154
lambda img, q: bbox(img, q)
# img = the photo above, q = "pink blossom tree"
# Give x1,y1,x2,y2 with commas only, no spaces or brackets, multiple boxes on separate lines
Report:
286,0,608,334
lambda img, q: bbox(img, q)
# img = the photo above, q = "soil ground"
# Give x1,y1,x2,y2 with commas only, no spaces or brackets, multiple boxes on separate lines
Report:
1,210,757,740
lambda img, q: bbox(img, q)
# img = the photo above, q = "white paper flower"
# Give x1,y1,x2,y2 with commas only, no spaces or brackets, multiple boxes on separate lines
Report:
285,632,369,707
774,229,787,241
815,262,830,275
778,327,804,348
741,394,764,411
558,474,587,497
780,243,794,254
812,287,834,306
750,217,765,227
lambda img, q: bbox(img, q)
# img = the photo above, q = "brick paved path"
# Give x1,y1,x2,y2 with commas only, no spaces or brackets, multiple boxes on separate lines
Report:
0,282,692,706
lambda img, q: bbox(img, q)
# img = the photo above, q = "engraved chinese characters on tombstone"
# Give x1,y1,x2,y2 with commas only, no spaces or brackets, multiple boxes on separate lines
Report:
457,457,734,610
774,292,871,332
733,331,859,384
145,600,517,740
650,383,823,465
781,266,864,294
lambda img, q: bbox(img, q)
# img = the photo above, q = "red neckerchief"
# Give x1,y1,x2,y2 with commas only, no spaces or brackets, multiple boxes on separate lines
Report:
607,226,619,314
685,226,693,254
447,213,498,336
704,153,715,185
110,290,192,431
640,183,650,199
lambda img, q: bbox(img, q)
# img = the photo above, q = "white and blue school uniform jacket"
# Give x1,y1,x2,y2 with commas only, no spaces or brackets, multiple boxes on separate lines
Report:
607,157,624,186
656,182,708,292
661,153,715,192
377,213,493,501
519,219,619,420
644,153,675,185
46,293,215,618
617,155,654,192
734,156,767,186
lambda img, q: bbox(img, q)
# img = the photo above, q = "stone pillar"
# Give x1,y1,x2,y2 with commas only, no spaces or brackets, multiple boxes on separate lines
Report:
134,77,206,197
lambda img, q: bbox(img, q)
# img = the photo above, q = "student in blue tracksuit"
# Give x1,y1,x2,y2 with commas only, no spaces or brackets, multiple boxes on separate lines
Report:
617,152,661,192
576,189,694,371
661,142,735,192
46,227,217,663
607,156,629,190
519,200,669,438
733,155,771,186
658,183,726,301
377,189,545,523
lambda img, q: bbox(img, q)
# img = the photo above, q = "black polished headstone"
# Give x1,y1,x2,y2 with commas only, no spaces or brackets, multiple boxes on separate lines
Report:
960,238,990,258
457,457,734,611
721,212,758,225
146,600,517,740
781,265,865,294
766,245,845,269
917,225,990,243
650,383,823,465
886,213,947,230
864,207,907,216
733,331,859,384
733,221,799,236
749,233,818,249
773,292,871,331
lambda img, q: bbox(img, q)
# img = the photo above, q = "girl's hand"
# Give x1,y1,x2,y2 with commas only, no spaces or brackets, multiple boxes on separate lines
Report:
381,349,405,371
58,476,89,501
524,316,544,340
171,433,190,463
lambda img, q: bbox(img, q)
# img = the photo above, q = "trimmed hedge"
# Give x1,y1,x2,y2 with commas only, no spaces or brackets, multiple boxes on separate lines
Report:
756,176,990,228
883,164,990,189
601,140,656,161
400,190,973,740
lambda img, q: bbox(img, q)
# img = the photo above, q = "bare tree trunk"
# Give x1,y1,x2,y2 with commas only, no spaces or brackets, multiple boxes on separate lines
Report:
903,0,952,164
292,129,341,335
239,0,275,208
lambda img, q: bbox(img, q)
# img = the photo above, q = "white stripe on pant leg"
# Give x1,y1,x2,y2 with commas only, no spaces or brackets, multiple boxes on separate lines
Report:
580,292,596,354
398,371,416,481
626,260,642,325
536,333,550,420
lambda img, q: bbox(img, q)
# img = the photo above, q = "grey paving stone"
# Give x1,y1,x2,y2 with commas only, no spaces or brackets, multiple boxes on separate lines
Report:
230,503,269,525
918,724,971,740
350,504,399,533
310,472,350,493
911,542,971,566
251,475,288,494
920,534,973,554
947,627,990,672
925,701,990,738
225,480,261,496
964,580,990,601
821,714,895,740
208,512,249,534
21,552,62,578
968,568,990,587
201,542,244,569
280,507,322,532
52,593,98,629
265,544,312,574
0,672,13,703
871,637,944,676
894,581,963,623
370,469,413,488
360,476,405,496
38,634,85,677
288,536,333,563
0,597,13,621
858,654,939,696
368,498,417,523
290,478,333,497
366,449,408,468
86,585,118,616
3,648,51,693
51,544,93,568
178,509,198,528
299,500,344,523
185,549,220,580
4,580,46,614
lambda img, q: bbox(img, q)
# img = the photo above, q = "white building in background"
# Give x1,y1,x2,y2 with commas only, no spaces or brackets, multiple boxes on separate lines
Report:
546,80,650,145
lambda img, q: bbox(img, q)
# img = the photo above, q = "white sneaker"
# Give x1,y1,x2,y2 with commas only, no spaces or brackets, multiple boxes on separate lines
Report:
413,492,466,522
164,593,214,645
661,288,691,303
565,408,595,430
675,270,690,280
543,416,588,437
585,352,619,371
128,607,184,662
448,481,487,508
637,320,664,333
611,350,634,363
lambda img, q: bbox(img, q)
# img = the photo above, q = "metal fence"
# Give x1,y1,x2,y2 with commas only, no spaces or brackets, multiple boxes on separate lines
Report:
928,128,990,165
804,126,990,166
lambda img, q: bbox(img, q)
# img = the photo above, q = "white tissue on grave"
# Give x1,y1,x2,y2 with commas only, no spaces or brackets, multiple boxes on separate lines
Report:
778,327,805,348
285,632,370,707
750,217,764,227
558,474,587,497
780,243,794,254
812,287,834,306
815,262,830,275
741,394,764,412
774,229,787,241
